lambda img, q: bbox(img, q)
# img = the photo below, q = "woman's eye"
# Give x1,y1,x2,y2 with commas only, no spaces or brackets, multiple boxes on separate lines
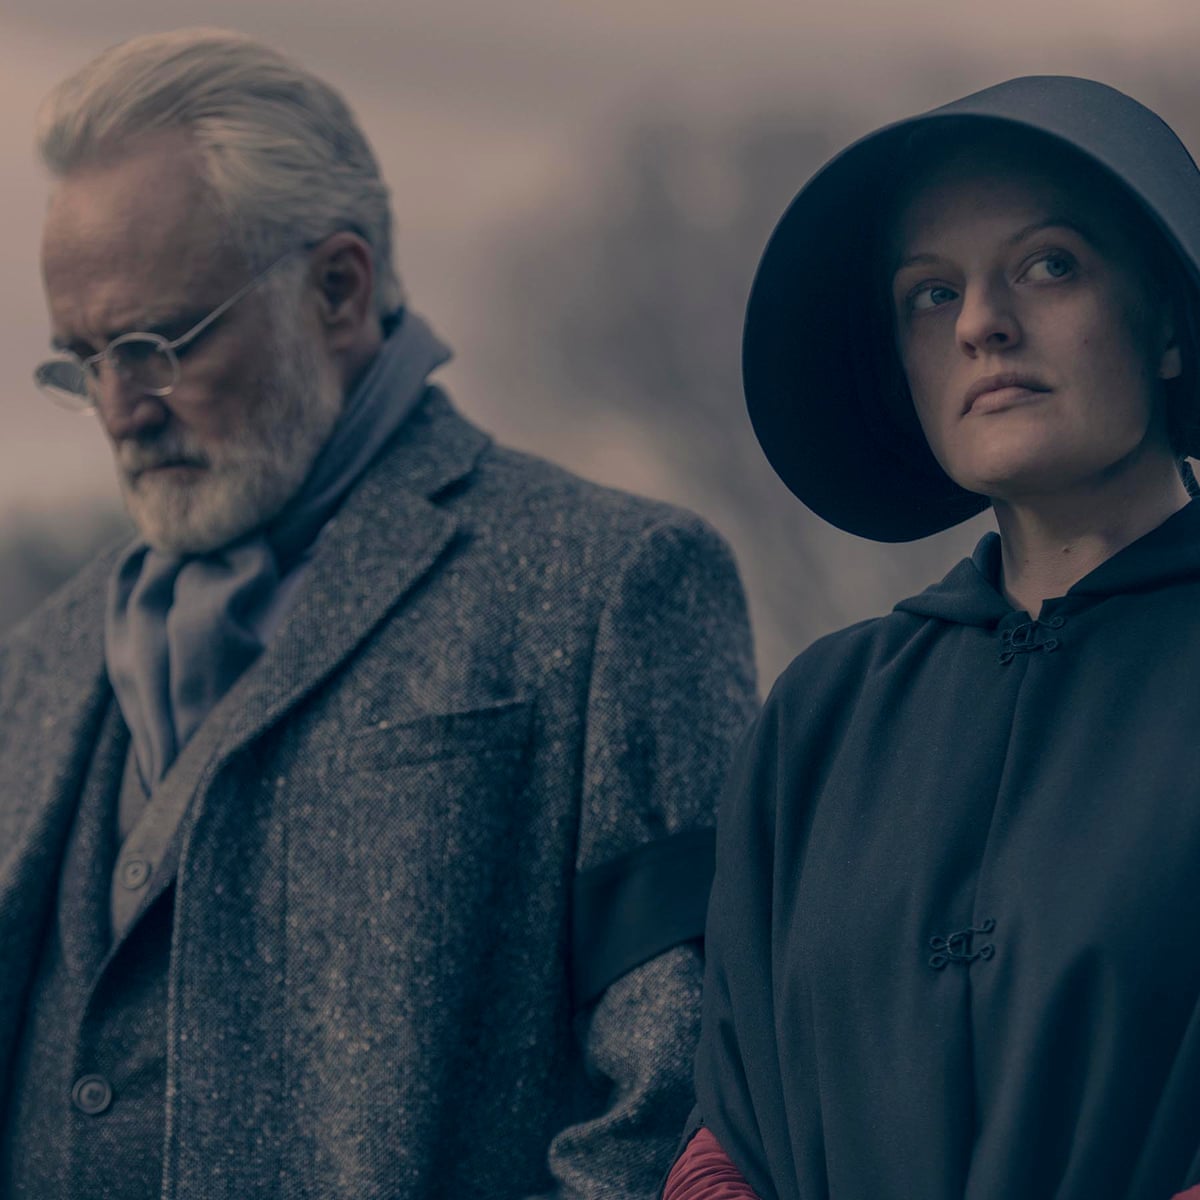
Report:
1024,252,1074,282
909,283,959,313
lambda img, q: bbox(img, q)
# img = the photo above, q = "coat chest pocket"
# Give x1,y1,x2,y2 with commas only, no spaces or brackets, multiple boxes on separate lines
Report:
275,698,538,1081
346,697,534,770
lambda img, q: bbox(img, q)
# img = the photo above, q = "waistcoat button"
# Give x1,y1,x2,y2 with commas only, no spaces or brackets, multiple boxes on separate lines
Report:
71,1074,113,1115
120,858,152,890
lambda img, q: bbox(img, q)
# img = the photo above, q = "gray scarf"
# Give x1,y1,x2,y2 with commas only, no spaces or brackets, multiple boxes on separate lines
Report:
105,310,451,788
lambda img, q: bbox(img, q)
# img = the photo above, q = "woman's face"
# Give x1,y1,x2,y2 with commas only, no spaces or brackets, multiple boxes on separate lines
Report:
889,142,1182,505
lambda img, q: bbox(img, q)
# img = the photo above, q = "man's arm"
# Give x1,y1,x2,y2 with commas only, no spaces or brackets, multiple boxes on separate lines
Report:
542,514,758,1199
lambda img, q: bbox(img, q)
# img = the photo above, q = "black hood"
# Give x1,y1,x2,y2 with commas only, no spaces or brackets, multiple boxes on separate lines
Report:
744,75,1200,542
894,498,1200,627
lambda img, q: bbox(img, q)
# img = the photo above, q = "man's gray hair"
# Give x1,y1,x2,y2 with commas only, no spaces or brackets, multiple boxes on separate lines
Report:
37,27,403,315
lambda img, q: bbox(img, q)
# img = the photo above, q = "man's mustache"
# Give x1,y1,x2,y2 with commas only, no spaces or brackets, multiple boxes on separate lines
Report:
116,434,210,477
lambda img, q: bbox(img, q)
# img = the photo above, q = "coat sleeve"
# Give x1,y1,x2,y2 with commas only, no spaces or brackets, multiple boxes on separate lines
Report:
537,514,758,1199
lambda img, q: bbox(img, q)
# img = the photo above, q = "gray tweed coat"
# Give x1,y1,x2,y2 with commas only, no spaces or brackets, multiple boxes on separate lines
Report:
0,391,757,1199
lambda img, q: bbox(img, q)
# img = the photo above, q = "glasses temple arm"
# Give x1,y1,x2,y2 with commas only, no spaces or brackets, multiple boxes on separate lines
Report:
164,248,301,354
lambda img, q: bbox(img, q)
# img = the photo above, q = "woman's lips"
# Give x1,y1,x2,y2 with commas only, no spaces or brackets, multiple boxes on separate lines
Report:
963,373,1051,415
967,385,1050,415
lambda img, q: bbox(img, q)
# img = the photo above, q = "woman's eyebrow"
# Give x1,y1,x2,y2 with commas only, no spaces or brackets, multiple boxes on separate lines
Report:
893,251,942,275
1004,217,1095,247
892,217,1096,280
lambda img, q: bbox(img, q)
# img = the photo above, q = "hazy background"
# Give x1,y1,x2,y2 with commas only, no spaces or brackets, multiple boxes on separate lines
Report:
5,0,1200,680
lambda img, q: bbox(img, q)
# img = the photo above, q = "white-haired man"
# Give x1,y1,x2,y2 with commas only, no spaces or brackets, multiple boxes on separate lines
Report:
0,29,757,1200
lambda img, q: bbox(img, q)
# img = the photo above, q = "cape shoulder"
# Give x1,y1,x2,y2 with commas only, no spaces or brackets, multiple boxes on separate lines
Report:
764,604,930,722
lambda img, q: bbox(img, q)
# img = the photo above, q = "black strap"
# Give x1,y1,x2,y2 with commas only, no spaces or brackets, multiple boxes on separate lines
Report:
571,826,716,1008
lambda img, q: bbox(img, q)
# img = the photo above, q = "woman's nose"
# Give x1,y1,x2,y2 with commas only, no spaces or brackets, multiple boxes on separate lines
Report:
955,280,1021,356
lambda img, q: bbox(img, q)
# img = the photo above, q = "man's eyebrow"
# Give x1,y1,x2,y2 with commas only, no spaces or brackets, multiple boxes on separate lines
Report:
135,312,203,340
892,217,1097,279
49,308,202,352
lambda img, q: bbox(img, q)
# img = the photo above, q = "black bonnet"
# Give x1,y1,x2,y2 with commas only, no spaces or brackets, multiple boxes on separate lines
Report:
743,75,1200,541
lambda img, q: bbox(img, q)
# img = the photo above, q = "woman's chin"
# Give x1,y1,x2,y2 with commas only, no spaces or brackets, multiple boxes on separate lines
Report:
946,458,1069,504
946,436,1123,505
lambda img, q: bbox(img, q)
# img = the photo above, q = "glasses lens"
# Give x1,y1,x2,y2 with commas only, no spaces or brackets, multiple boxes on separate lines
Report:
110,335,178,396
33,356,93,411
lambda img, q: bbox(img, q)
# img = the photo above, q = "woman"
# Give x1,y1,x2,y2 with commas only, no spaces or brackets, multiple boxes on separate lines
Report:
666,76,1200,1199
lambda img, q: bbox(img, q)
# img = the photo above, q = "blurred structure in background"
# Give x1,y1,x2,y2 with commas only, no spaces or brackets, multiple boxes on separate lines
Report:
6,6,1200,681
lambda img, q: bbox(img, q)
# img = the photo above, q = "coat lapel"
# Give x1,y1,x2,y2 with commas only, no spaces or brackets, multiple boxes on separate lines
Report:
195,390,490,772
157,392,491,1196
107,394,491,946
1,393,488,1094
0,554,116,1087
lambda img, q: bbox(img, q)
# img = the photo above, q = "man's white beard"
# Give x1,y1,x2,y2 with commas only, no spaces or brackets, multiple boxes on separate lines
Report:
116,305,343,556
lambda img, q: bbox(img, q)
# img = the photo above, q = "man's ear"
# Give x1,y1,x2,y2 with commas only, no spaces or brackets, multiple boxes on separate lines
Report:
309,231,376,348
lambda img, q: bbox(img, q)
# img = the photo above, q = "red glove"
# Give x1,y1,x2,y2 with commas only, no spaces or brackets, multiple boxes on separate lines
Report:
663,1127,761,1200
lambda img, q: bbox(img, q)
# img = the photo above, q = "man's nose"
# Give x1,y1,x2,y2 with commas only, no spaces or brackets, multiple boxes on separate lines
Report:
955,280,1021,356
90,364,169,440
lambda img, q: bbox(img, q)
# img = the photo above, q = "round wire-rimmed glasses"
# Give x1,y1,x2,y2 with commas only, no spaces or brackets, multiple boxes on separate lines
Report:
33,245,305,413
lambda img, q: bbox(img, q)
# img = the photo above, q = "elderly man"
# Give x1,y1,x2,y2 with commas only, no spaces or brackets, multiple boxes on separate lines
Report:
0,28,757,1200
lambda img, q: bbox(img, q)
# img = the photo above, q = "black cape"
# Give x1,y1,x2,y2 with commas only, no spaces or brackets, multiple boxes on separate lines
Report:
695,501,1200,1199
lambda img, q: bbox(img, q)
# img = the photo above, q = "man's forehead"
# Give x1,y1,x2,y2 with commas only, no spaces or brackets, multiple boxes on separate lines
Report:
42,132,226,277
41,136,243,338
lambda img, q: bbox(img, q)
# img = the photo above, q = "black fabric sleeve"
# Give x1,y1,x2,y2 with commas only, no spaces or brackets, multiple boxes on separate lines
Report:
572,826,716,1009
